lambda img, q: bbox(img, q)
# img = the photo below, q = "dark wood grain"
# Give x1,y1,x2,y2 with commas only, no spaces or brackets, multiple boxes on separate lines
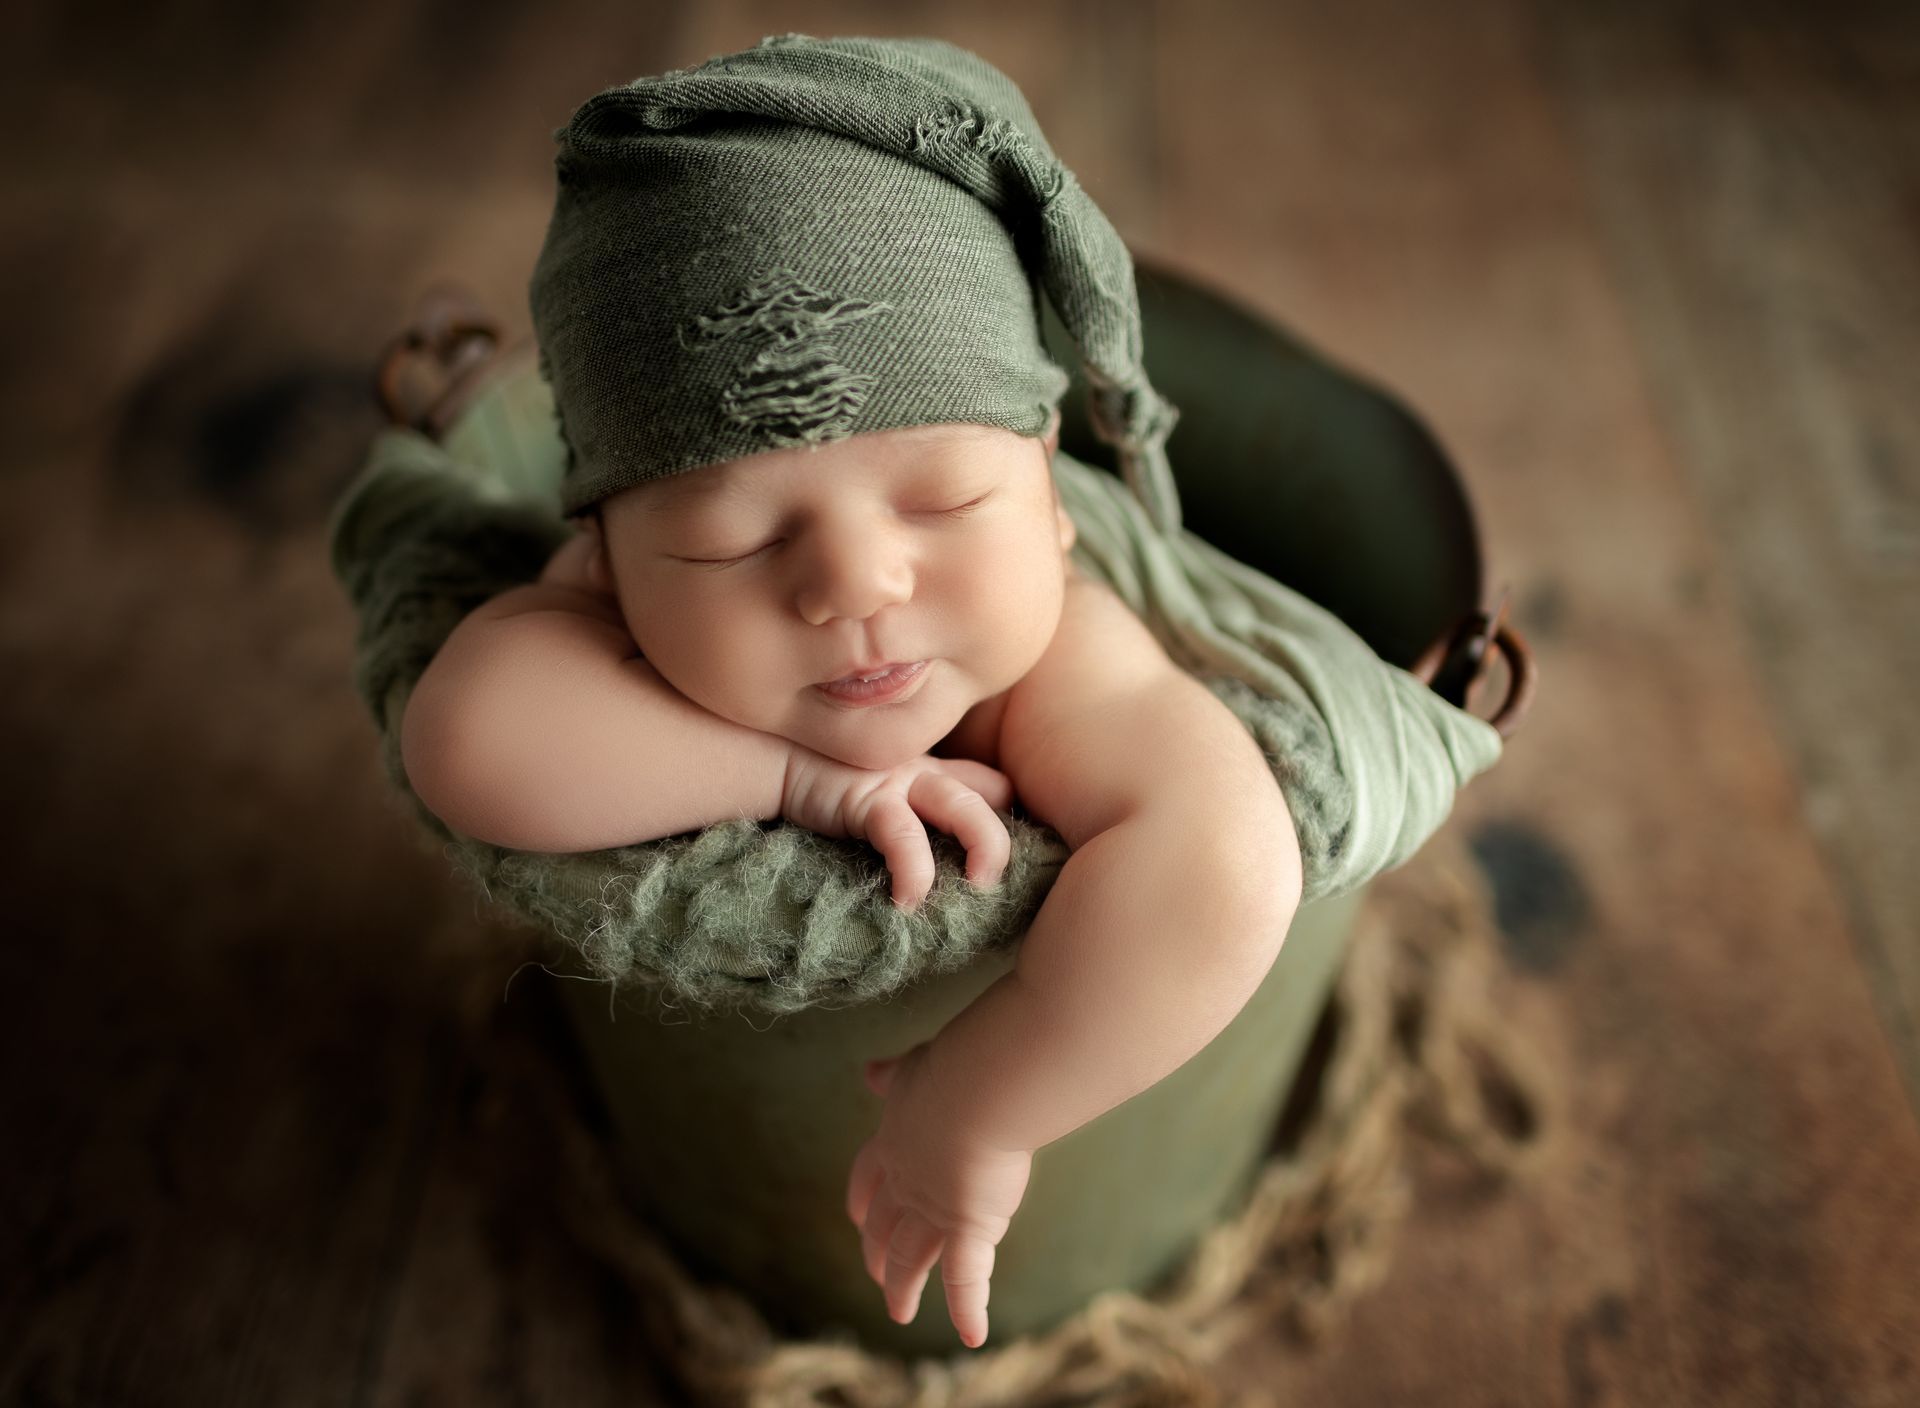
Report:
1,0,1915,1404
1540,0,1920,1107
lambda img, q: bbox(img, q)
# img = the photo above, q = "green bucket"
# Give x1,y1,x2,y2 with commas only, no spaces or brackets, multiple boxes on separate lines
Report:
412,259,1510,1355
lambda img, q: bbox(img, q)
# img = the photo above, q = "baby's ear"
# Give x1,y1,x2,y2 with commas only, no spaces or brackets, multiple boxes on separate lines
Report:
1042,406,1061,457
1054,479,1076,555
583,512,615,594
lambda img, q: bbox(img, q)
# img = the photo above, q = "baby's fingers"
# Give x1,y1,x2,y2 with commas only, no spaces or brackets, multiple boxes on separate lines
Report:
846,1140,884,1226
931,758,1015,813
883,1215,945,1325
942,1233,997,1349
907,772,1011,889
860,1185,905,1286
863,792,936,911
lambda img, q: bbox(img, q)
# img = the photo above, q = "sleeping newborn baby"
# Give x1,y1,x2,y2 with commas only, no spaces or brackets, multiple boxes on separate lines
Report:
399,34,1304,1350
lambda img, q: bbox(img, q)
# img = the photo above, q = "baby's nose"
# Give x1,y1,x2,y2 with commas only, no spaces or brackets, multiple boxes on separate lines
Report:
796,529,914,623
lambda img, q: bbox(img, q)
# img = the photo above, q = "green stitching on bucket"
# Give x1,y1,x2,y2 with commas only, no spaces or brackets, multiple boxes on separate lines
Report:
677,269,894,447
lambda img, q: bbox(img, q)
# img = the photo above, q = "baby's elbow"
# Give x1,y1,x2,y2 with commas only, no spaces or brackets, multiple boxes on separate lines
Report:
1254,792,1305,918
1231,790,1304,947
399,669,482,836
397,665,526,847
1173,790,1303,979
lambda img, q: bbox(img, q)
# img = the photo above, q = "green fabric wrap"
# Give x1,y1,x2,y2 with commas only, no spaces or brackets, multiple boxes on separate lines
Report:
530,32,1183,534
328,397,1503,1016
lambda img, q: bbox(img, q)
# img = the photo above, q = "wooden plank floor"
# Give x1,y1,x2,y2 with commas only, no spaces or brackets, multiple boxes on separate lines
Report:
2,0,1915,1403
1544,0,1920,1107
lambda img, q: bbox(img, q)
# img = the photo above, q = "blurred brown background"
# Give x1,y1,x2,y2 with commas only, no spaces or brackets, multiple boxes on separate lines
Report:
3,0,1917,1403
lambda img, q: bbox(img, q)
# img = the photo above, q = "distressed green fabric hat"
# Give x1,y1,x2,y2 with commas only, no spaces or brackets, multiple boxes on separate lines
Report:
529,32,1183,533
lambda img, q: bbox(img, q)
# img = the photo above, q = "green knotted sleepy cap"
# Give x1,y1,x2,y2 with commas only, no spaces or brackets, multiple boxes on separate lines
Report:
528,32,1184,534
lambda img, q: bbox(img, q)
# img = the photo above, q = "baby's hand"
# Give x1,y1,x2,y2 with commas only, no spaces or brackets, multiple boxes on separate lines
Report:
847,1042,1033,1348
781,751,1014,910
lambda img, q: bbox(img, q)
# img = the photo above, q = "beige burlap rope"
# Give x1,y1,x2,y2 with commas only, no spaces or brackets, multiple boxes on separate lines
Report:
529,830,1554,1408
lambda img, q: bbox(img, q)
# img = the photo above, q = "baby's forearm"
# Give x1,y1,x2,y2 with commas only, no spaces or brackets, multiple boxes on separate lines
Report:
401,591,793,851
923,805,1299,1156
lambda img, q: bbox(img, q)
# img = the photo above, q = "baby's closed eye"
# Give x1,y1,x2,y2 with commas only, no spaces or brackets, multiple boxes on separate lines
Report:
676,494,994,567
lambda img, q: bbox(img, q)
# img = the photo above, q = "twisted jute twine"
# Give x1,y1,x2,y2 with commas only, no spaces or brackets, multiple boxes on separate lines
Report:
531,828,1553,1407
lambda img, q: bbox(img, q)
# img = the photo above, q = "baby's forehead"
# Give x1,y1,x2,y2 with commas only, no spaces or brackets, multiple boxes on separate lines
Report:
611,422,1022,515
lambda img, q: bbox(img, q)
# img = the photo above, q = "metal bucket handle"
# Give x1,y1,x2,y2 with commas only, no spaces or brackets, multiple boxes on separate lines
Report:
1409,587,1536,742
374,282,502,438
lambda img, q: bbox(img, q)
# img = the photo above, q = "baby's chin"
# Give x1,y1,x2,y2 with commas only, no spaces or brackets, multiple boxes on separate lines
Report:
797,712,957,774
789,681,971,773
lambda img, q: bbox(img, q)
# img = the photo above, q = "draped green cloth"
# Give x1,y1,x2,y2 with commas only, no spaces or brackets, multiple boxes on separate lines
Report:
328,371,1501,1016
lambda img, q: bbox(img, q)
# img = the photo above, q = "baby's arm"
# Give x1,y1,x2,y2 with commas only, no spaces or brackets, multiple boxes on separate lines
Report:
400,538,1015,901
926,637,1303,1143
399,577,792,851
847,576,1303,1344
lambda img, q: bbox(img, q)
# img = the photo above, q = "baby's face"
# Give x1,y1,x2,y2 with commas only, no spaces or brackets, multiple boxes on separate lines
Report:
584,420,1075,772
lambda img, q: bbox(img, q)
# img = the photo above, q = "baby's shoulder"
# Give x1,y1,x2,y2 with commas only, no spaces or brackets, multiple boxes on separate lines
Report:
1022,569,1178,702
994,571,1192,843
464,532,629,634
936,572,1160,772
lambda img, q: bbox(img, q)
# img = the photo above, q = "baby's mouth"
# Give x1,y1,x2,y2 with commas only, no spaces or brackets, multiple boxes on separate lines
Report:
815,660,930,704
817,657,921,687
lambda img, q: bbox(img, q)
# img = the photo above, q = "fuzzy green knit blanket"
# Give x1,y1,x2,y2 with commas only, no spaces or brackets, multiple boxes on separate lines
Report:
329,392,1500,1015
